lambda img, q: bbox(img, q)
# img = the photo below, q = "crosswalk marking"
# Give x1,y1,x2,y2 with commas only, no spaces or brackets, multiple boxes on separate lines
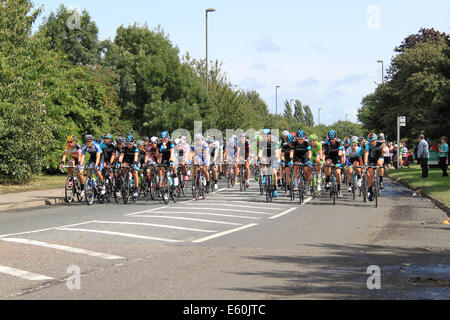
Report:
92,220,217,233
130,215,243,226
145,211,262,220
0,265,54,281
176,207,273,215
56,228,184,243
0,238,124,260
192,224,258,243
184,203,285,211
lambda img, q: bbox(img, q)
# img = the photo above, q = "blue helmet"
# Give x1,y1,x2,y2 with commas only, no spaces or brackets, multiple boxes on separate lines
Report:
287,134,294,143
297,130,305,139
367,132,378,142
161,131,169,139
126,135,134,143
102,132,112,139
263,128,271,135
328,130,337,139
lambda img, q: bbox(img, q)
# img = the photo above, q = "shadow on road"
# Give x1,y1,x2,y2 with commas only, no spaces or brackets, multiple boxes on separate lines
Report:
223,244,450,300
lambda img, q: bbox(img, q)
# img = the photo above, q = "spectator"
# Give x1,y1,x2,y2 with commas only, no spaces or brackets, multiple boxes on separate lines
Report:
417,134,430,178
439,136,448,177
400,142,408,167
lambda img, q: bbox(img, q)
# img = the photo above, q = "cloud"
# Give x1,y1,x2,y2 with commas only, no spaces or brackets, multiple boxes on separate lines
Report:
295,78,320,88
332,74,372,88
239,77,266,90
251,63,268,71
253,36,281,53
310,42,329,53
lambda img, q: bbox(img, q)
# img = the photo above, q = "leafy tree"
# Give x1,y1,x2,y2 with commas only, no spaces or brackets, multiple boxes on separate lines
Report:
293,100,306,125
303,105,315,127
283,100,293,120
395,28,447,53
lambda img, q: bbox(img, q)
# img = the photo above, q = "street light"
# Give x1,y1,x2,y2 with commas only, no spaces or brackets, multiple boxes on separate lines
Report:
205,8,216,94
377,60,384,84
275,85,280,116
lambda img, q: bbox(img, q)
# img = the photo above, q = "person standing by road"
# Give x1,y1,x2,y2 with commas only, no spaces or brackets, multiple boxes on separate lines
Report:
417,134,430,178
439,136,448,177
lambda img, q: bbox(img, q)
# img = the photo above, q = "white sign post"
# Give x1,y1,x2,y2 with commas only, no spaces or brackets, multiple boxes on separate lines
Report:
397,116,406,169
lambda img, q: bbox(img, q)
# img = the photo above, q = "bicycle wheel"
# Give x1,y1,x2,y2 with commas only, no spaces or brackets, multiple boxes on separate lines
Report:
289,172,295,202
149,175,157,200
85,176,95,206
162,175,170,205
311,172,317,199
104,176,113,203
265,177,272,203
362,175,368,203
352,173,357,200
373,175,379,208
298,175,305,204
65,176,75,204
114,178,121,203
122,176,130,205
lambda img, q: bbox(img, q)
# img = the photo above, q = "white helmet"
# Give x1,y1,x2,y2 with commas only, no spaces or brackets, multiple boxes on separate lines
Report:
174,138,182,145
282,130,290,137
194,133,203,141
150,136,158,143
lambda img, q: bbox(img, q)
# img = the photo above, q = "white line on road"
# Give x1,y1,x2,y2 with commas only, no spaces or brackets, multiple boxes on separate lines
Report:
230,200,291,207
192,223,258,243
268,197,312,219
131,215,243,226
124,207,167,216
0,265,54,281
0,221,98,239
176,207,273,215
0,238,124,260
92,220,217,233
183,203,282,211
146,211,262,220
56,228,183,243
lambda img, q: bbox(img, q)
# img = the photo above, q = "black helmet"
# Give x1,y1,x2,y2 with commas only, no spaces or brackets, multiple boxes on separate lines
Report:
143,136,150,142
84,134,95,142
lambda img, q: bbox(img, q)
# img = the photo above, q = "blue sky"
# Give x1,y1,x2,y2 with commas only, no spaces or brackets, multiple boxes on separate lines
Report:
33,0,450,125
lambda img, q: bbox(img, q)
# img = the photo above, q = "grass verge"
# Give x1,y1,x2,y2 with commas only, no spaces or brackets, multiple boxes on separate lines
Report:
0,174,67,194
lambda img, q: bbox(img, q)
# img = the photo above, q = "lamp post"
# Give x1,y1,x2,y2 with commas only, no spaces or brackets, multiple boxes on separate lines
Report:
205,8,216,94
377,60,384,84
275,85,280,116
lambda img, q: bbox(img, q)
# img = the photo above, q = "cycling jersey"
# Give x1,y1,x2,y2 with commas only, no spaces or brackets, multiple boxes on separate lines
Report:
310,142,322,158
281,141,291,162
157,141,175,165
100,141,116,164
259,138,279,161
345,146,364,166
82,142,102,163
237,139,250,161
64,143,81,159
208,141,220,162
138,148,146,165
365,142,384,164
191,141,209,165
290,140,311,162
121,144,139,164
323,140,343,161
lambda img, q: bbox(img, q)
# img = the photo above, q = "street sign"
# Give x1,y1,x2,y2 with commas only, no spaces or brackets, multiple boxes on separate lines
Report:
399,116,406,127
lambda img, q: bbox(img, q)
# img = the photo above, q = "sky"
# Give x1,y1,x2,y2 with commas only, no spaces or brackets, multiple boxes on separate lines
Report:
32,0,450,126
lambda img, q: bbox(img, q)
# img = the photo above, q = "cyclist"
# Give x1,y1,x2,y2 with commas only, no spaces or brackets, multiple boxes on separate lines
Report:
257,128,280,198
99,132,116,176
136,140,147,169
60,135,83,197
142,136,150,149
143,137,158,192
191,133,211,190
345,137,365,192
280,130,292,189
289,130,313,196
308,134,324,192
323,130,344,198
364,132,385,202
118,135,140,198
224,135,238,185
80,134,105,195
206,136,220,190
236,133,251,189
156,131,177,189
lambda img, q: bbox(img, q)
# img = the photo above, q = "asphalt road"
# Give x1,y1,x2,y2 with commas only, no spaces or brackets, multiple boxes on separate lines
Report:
0,177,449,300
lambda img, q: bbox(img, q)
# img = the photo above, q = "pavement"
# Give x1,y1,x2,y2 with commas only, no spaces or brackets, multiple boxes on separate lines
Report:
0,177,448,300
0,189,65,212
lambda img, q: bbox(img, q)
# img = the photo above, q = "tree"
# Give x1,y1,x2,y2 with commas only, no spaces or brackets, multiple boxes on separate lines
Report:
293,100,306,126
303,105,315,127
395,28,447,53
40,4,108,65
283,100,293,120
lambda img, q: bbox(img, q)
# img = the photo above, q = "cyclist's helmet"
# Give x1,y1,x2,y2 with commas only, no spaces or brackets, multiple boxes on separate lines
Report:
126,135,134,143
367,132,378,142
116,136,124,144
136,140,144,147
161,131,169,139
287,134,294,143
344,137,350,145
194,133,203,141
282,130,290,137
102,132,112,139
206,136,214,143
151,136,158,144
309,134,318,142
328,130,337,140
142,136,150,142
84,134,94,142
67,135,76,143
263,128,271,135
378,133,385,142
291,132,297,138
297,130,305,139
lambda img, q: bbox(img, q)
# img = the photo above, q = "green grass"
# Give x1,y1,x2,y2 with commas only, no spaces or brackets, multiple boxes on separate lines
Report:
0,174,68,195
387,165,450,207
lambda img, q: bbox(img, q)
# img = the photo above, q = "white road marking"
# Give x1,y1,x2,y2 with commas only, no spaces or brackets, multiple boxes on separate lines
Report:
183,203,279,211
147,211,262,220
268,197,312,219
176,207,272,215
0,238,123,260
124,207,167,216
56,228,183,243
92,220,217,233
192,223,258,243
131,215,243,226
0,265,54,281
0,221,98,239
230,200,291,207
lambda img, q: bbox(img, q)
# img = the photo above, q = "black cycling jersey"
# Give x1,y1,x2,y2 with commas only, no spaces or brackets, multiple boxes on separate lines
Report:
323,140,343,160
138,148,146,165
121,144,138,164
101,141,116,164
290,140,311,161
366,141,384,163
237,139,250,160
259,138,278,159
157,141,174,163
